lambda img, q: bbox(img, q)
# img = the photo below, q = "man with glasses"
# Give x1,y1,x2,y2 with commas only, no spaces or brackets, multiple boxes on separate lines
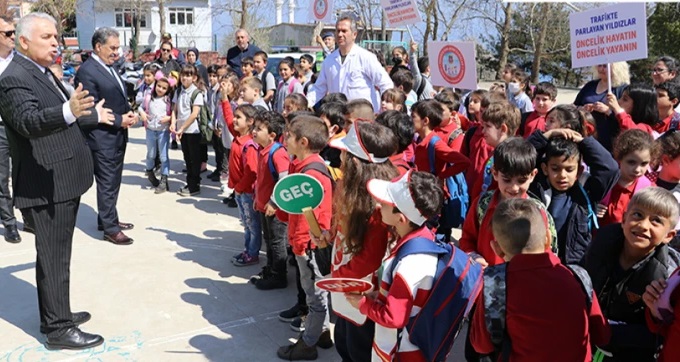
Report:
153,32,186,66
154,41,181,76
226,29,261,78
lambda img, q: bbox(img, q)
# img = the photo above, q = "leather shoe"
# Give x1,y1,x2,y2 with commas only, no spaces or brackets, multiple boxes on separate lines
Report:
23,223,34,234
97,222,134,231
103,231,133,245
4,224,21,243
40,311,91,334
45,327,104,350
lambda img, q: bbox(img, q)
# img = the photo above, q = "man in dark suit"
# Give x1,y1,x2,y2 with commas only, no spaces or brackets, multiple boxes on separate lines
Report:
75,27,137,245
0,12,115,349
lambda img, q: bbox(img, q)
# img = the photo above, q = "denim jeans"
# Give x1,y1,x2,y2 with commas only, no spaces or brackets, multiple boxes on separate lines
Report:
259,211,288,275
235,192,262,258
295,253,330,346
145,129,170,175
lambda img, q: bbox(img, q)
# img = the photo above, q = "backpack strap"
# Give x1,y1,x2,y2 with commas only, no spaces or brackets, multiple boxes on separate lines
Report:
448,128,464,147
670,111,680,131
190,88,201,105
288,78,299,94
268,142,283,182
463,126,476,156
415,76,427,98
301,160,336,189
577,183,599,231
481,156,494,194
386,237,445,285
142,88,152,113
476,191,495,226
241,139,257,166
565,264,593,313
426,135,441,175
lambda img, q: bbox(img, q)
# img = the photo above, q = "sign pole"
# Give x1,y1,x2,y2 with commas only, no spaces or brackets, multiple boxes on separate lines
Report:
406,24,414,40
607,63,612,94
302,207,322,239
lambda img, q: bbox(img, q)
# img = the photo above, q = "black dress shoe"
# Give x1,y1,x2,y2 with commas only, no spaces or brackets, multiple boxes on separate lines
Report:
103,231,134,245
98,222,135,231
45,327,104,350
40,311,91,334
23,224,34,234
4,224,21,243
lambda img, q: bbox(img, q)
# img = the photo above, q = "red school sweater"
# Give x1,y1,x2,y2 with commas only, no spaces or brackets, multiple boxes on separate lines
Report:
461,126,493,190
255,142,290,212
414,131,470,178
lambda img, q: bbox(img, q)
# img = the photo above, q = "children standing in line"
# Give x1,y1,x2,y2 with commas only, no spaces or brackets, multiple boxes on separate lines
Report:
598,130,655,227
172,65,204,196
276,116,333,361
274,57,303,113
586,187,680,361
140,71,175,194
470,198,610,361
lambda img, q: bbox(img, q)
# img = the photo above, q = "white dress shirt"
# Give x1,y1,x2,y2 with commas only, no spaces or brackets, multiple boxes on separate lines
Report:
307,44,394,112
91,53,125,93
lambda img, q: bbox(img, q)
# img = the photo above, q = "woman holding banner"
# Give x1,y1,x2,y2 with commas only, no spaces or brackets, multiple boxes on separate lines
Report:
574,61,630,151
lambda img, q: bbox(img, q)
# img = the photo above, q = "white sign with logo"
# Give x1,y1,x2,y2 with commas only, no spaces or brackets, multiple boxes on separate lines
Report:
380,0,422,27
310,0,334,23
428,41,477,90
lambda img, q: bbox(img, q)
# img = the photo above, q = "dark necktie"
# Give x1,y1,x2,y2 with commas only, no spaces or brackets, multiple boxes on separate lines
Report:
107,65,124,93
45,68,68,101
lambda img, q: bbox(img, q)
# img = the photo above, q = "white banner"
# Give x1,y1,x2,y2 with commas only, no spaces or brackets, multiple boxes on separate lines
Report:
380,0,422,27
569,2,648,68
429,41,477,90
310,0,334,23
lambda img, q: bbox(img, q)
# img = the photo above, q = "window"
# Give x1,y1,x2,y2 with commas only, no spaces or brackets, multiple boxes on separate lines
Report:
169,8,194,25
114,8,148,28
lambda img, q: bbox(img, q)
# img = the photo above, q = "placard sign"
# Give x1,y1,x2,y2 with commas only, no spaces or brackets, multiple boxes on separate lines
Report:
428,41,477,90
569,2,648,68
310,0,334,23
315,278,373,293
381,0,422,27
272,174,324,214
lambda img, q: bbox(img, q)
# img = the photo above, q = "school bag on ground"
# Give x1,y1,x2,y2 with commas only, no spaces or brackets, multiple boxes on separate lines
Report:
481,263,593,362
387,237,483,362
189,89,213,144
427,134,469,229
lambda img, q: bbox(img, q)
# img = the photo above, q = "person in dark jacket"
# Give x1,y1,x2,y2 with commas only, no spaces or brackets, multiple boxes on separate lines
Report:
186,47,209,87
528,128,619,265
585,187,680,361
154,41,181,76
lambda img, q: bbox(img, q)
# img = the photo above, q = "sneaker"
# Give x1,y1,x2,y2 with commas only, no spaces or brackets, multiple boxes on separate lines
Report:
250,266,271,283
255,273,288,290
290,316,305,332
233,254,259,267
279,303,308,323
316,330,334,349
233,250,247,261
177,186,200,196
276,339,317,361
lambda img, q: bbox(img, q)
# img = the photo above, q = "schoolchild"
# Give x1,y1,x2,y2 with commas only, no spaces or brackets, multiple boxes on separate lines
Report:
380,88,407,113
586,187,680,361
470,198,610,361
274,57,304,113
517,81,557,138
299,54,315,88
375,110,415,175
318,101,347,171
605,84,661,136
253,51,277,106
507,69,534,113
460,89,494,188
654,81,680,134
241,56,255,78
276,116,334,361
206,64,229,182
652,131,680,236
240,76,270,110
282,93,309,118
219,73,240,207
598,130,655,227
391,69,417,112
346,170,443,361
346,99,375,129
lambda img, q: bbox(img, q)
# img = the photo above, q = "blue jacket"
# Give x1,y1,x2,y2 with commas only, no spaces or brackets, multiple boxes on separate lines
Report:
528,133,619,264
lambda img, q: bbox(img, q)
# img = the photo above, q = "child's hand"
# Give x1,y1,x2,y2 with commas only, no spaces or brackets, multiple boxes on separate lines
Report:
474,257,488,269
265,203,278,216
544,128,583,143
345,292,364,309
643,278,668,320
160,116,171,124
215,128,222,137
605,92,623,114
596,204,607,218
176,129,184,141
139,111,148,122
310,229,332,248
591,101,610,115
410,41,418,54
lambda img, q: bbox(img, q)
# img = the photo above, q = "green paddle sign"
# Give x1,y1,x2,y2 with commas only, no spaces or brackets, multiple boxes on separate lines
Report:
272,174,324,214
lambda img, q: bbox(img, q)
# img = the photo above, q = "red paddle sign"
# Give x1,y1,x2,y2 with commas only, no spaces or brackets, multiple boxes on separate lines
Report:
315,278,373,293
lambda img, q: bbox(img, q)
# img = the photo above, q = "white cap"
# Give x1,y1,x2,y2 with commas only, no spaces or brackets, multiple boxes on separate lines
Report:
329,122,389,163
367,171,427,226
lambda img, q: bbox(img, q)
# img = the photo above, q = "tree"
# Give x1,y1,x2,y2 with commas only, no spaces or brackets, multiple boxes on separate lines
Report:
213,0,273,51
31,0,78,37
158,0,167,37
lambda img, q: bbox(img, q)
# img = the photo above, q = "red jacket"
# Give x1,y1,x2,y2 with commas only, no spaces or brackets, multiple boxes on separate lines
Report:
414,131,470,178
520,112,546,138
616,110,676,135
228,135,258,193
470,252,610,362
287,154,333,256
255,142,290,212
331,209,390,280
459,191,506,266
461,126,493,190
469,155,497,201
647,267,680,362
389,153,411,176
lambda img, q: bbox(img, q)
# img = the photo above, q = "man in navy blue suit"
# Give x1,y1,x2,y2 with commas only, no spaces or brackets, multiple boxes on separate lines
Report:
75,27,137,245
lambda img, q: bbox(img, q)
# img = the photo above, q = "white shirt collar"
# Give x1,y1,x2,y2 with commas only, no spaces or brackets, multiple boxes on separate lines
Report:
0,51,13,62
91,53,112,70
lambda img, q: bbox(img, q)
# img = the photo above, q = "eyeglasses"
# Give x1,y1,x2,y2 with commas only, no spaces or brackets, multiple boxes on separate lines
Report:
652,68,669,74
1,30,15,37
596,64,607,68
161,48,171,52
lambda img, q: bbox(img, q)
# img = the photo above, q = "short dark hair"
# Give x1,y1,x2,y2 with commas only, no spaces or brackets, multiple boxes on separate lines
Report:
284,93,309,111
656,80,680,102
253,51,268,62
288,115,330,152
543,137,581,164
482,100,521,135
391,69,415,94
412,99,444,127
322,92,348,104
545,104,586,135
241,56,254,67
347,99,374,121
375,110,414,154
353,121,398,160
286,110,314,124
404,171,444,224
613,129,654,161
435,88,461,112
533,82,557,100
493,137,537,177
653,130,680,169
417,56,429,73
318,102,347,129
300,54,314,65
207,64,222,74
255,111,286,140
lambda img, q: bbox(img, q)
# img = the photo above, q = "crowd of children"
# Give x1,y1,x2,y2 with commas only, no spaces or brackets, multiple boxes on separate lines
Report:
132,46,680,361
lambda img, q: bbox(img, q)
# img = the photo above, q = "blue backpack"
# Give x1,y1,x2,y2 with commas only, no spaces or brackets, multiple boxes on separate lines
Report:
427,135,469,228
267,142,284,182
387,237,483,362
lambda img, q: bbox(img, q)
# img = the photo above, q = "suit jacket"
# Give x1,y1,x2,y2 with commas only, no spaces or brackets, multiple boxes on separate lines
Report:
75,56,131,150
0,54,97,208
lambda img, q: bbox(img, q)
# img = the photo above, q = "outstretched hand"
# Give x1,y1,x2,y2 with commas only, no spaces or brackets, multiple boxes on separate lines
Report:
69,83,94,118
95,99,114,125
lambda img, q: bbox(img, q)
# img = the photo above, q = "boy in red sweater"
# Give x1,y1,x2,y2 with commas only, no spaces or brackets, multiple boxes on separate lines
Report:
470,198,610,361
518,82,557,138
434,88,471,150
469,100,521,200
277,116,333,361
251,111,290,289
375,110,414,175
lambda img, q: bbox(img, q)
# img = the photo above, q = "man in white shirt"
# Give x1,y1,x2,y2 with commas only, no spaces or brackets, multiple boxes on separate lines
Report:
307,14,393,113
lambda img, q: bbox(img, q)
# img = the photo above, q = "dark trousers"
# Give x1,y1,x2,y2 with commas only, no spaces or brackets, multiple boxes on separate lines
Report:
181,133,202,192
92,146,125,235
334,317,375,362
200,143,208,164
259,212,288,275
24,197,80,337
294,256,307,306
0,126,16,226
212,134,225,173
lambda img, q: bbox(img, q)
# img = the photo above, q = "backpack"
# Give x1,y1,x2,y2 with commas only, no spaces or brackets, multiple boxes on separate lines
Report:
415,76,428,99
301,160,337,189
267,142,284,182
482,263,593,362
476,191,559,254
260,69,275,104
189,89,213,144
427,135,469,228
241,139,258,167
278,77,300,95
387,237,483,362
301,160,337,277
